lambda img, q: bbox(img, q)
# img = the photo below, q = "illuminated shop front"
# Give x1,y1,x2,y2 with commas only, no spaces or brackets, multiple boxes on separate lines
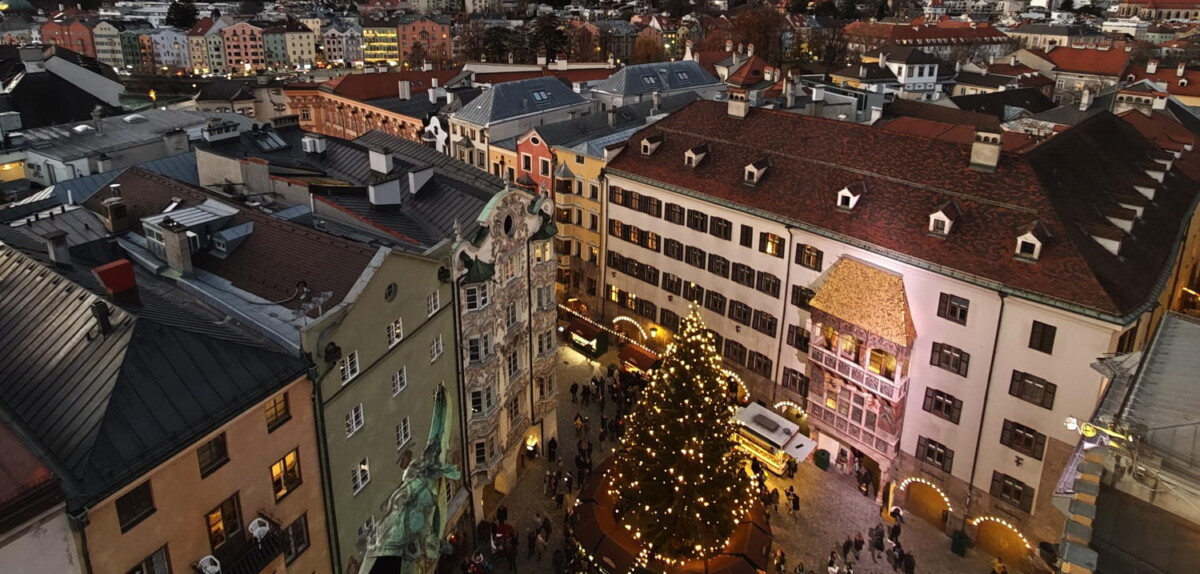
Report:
734,402,818,475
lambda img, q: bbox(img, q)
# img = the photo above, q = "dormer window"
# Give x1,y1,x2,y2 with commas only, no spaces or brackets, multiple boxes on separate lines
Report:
1182,79,1190,87
641,75,657,86
1015,221,1049,261
641,134,663,156
929,200,960,236
685,144,708,167
744,159,770,185
836,183,865,210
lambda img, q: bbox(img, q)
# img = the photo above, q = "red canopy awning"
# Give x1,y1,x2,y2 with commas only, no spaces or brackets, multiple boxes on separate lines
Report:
620,344,659,372
568,317,603,341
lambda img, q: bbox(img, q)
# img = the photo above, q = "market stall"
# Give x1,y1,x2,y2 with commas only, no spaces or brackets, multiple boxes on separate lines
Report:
734,402,818,475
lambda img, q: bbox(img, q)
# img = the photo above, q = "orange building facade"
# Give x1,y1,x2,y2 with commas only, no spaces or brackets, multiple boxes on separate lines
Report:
80,376,330,574
41,19,96,57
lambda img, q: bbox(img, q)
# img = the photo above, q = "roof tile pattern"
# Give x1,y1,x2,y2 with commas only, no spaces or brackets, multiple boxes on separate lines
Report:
606,100,1197,316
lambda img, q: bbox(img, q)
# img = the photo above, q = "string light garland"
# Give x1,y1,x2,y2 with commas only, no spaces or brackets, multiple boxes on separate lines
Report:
598,306,758,564
896,477,955,513
967,516,1033,550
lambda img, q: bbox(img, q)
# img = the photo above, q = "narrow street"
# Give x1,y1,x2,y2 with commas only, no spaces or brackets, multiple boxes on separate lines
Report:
473,344,1004,573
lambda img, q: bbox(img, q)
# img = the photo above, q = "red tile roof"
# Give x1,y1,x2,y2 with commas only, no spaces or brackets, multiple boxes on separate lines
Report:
321,70,461,101
187,17,215,37
1126,63,1200,97
1044,45,1132,77
1120,110,1200,180
844,19,1013,46
84,169,377,309
880,117,1042,153
605,100,1197,316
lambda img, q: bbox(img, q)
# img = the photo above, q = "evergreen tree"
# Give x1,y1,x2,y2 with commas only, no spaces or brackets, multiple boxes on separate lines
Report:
610,308,755,562
165,0,199,29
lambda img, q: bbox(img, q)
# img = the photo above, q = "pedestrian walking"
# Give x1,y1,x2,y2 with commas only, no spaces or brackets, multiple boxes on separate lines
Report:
569,382,579,402
774,548,787,573
583,417,591,436
890,542,904,572
563,471,573,492
770,488,780,512
497,505,508,526
541,514,553,539
902,552,915,574
790,491,800,517
547,437,558,461
841,536,853,562
552,549,565,574
826,551,839,574
581,385,592,406
793,562,806,574
871,525,885,561
598,428,608,444
535,531,548,561
889,521,902,543
854,531,864,561
573,414,583,438
526,528,537,558
991,558,1008,574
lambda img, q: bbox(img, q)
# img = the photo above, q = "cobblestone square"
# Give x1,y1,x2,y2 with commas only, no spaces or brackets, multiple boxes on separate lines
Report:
472,345,1008,574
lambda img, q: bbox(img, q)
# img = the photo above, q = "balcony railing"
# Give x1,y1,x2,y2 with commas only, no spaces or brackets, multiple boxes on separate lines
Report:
193,515,285,574
808,402,899,458
809,345,909,402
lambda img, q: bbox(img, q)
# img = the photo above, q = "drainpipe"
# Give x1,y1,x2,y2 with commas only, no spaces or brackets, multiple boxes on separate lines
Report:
307,355,344,573
450,261,478,547
771,226,798,406
964,291,1007,528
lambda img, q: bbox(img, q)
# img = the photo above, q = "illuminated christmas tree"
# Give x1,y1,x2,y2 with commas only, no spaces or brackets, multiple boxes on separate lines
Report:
609,307,756,563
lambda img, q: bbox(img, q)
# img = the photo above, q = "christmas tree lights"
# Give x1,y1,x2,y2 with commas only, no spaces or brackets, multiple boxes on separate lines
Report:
605,307,756,563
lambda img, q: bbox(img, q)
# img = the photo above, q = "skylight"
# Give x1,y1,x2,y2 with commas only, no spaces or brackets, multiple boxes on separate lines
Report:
675,71,689,81
641,75,657,86
531,90,550,102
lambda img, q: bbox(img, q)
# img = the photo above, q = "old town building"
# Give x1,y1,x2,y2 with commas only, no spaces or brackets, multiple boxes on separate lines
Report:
285,70,463,142
597,98,1200,563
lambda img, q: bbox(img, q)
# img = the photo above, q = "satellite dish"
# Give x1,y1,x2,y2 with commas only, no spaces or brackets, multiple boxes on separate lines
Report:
248,517,271,541
199,555,221,574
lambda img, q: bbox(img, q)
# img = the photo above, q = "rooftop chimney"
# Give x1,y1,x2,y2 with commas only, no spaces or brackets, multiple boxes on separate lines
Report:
652,91,662,113
1178,63,1187,77
970,129,1002,172
607,108,617,126
42,230,71,267
369,147,393,175
725,39,733,52
100,195,130,234
90,300,113,336
398,80,411,100
869,106,883,124
407,165,434,195
92,259,139,303
727,98,749,119
1079,89,1092,112
1147,59,1159,74
159,217,194,278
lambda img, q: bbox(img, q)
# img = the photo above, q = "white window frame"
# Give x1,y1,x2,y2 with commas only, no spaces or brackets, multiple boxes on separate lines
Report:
387,317,404,347
430,334,444,362
351,458,370,494
391,367,407,396
396,417,412,449
465,283,490,311
345,403,365,437
426,290,440,316
339,351,360,384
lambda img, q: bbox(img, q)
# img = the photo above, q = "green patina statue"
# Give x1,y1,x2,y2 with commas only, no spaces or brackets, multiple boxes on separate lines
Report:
364,383,462,573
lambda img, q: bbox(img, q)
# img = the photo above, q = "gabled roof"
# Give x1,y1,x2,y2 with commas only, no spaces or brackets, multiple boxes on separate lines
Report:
535,91,699,149
606,100,1198,318
950,88,1058,119
317,70,457,102
83,169,377,309
453,76,586,126
1125,63,1200,97
0,238,304,511
1044,45,1132,77
593,60,721,98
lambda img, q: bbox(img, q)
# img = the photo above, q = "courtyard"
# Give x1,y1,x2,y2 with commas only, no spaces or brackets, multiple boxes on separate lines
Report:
471,344,1015,573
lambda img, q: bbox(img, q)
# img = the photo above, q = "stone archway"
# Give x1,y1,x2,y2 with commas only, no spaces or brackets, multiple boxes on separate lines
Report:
971,516,1032,568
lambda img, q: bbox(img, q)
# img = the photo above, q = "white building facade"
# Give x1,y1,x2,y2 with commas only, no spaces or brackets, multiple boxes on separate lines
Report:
596,99,1181,562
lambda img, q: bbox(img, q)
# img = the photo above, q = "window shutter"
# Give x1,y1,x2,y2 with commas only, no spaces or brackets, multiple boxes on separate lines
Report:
815,250,823,270
938,293,949,317
1009,371,1023,397
943,448,954,473
795,247,803,265
1029,321,1042,349
923,387,935,412
959,351,971,376
950,398,963,424
1042,382,1057,410
759,232,767,251
1000,419,1013,447
989,471,1003,497
930,343,942,366
1021,485,1035,512
1034,432,1047,461
917,436,928,460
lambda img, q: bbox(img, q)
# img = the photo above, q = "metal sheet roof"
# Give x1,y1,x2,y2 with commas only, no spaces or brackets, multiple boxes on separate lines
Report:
592,60,720,98
1125,313,1200,469
452,76,587,126
0,237,304,510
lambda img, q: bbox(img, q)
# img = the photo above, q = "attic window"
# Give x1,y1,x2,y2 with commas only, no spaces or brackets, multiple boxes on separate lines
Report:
744,159,769,185
931,217,948,235
929,201,959,236
685,145,707,167
1017,239,1039,258
641,75,657,85
675,71,689,81
1182,79,1190,87
836,186,862,210
641,135,663,156
530,90,550,102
